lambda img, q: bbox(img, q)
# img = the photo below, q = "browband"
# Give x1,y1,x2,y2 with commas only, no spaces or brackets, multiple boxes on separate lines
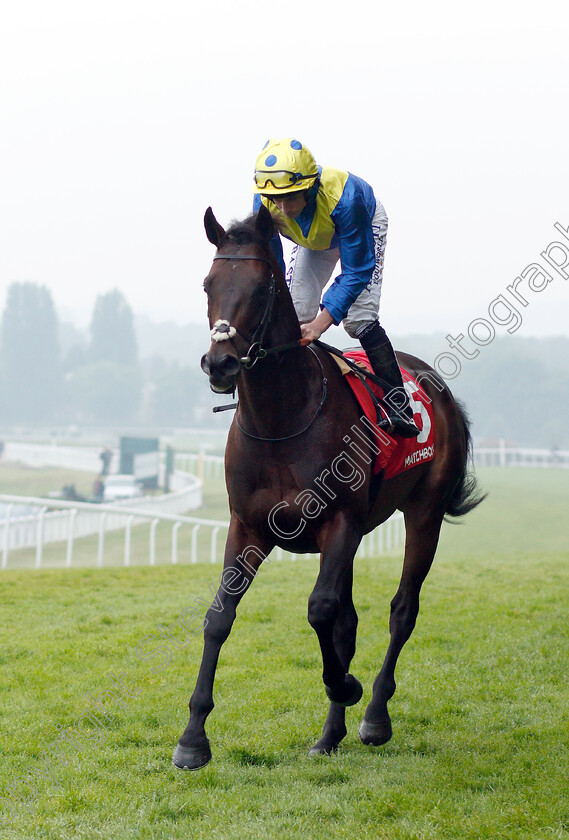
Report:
213,254,273,266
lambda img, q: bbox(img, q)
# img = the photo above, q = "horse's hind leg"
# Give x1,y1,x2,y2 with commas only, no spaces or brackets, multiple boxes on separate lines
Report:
359,508,444,746
309,571,358,755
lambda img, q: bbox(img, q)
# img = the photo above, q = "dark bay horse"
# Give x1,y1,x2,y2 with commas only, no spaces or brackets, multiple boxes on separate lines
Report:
173,205,484,770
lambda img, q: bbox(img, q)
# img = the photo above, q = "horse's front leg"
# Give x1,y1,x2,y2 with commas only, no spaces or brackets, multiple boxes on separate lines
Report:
172,519,271,770
308,515,363,715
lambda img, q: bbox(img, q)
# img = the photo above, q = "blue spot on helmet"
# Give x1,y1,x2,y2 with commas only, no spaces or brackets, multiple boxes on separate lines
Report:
290,139,302,150
264,154,277,167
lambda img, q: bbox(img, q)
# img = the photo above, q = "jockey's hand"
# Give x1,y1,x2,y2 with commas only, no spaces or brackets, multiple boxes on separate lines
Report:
300,309,334,343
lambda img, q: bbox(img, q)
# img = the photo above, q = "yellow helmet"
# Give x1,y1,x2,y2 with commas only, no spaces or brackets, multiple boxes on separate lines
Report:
253,138,319,194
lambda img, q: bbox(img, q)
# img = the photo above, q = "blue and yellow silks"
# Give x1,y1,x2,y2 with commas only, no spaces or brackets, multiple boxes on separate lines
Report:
253,165,378,325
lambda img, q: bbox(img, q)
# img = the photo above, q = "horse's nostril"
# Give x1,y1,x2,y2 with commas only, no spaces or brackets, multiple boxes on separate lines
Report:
219,355,241,377
202,351,241,380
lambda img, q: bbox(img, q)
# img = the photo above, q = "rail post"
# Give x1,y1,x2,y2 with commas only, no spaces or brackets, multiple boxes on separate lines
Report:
97,513,107,568
149,519,159,565
66,508,77,568
35,506,48,569
2,504,13,570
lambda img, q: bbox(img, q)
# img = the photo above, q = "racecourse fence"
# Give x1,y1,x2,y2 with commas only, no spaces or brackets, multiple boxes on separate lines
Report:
2,437,567,570
2,441,112,473
0,493,404,571
473,441,569,468
1,441,227,481
0,493,228,570
2,435,567,571
186,447,569,474
0,443,405,569
175,451,225,480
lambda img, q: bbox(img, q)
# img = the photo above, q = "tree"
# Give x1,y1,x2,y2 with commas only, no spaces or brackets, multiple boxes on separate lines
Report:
60,289,144,425
89,289,138,366
142,359,208,426
66,360,142,424
0,282,62,423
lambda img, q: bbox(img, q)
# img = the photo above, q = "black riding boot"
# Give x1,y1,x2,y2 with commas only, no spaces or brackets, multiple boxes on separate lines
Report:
356,321,420,438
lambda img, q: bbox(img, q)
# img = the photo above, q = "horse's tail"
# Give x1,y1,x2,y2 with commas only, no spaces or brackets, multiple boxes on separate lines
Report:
445,400,487,519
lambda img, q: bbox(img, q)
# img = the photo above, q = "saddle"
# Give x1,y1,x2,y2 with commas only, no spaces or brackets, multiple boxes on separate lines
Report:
314,340,393,430
316,342,436,479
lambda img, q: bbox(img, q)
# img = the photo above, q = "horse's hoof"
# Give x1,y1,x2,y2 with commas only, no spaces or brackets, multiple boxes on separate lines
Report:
358,717,392,746
325,674,363,707
308,744,337,757
308,739,339,757
172,740,212,771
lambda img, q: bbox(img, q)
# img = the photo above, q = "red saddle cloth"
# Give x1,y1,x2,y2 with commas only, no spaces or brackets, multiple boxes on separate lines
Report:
340,350,436,479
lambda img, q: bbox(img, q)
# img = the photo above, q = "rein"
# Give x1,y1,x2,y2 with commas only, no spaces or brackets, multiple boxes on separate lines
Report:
235,345,328,442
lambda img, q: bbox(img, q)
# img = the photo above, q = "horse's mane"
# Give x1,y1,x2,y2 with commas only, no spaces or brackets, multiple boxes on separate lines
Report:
222,213,267,248
217,209,283,280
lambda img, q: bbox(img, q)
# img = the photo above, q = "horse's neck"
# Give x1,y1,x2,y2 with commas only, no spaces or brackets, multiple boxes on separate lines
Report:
237,348,320,439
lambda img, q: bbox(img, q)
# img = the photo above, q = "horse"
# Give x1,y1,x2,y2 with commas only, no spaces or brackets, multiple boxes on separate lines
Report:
172,205,485,770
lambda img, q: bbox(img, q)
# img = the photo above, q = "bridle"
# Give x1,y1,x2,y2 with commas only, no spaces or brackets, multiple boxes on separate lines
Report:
211,253,279,368
208,251,328,441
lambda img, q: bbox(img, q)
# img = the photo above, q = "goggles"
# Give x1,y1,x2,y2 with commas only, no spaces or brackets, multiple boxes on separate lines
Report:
253,169,316,190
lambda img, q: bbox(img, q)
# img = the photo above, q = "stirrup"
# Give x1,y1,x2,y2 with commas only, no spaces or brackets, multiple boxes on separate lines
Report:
376,414,395,435
373,406,420,439
390,415,421,438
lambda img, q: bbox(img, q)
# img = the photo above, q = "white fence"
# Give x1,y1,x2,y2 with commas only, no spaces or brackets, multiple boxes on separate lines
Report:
473,441,569,468
2,441,114,473
0,442,207,568
0,493,228,569
0,441,406,570
2,441,226,481
0,473,205,568
175,452,225,480
0,491,404,571
185,447,569,475
6,439,569,474
6,433,567,572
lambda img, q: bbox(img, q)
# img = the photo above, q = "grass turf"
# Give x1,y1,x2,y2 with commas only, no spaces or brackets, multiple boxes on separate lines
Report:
0,467,229,571
0,467,568,839
0,463,98,500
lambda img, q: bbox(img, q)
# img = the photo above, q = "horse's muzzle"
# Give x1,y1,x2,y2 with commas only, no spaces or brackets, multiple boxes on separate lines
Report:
201,350,241,393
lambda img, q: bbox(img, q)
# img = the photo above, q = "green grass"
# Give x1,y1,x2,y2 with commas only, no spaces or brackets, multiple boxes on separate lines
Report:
0,468,568,839
0,470,230,571
0,462,99,500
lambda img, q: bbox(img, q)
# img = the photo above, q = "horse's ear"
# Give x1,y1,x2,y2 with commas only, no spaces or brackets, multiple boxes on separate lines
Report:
255,203,274,245
204,207,226,247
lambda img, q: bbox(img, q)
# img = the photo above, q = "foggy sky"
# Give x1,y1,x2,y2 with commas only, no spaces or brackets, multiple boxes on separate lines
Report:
1,0,568,340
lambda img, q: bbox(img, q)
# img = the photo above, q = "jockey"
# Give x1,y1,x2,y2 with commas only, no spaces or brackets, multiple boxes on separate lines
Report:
252,137,420,438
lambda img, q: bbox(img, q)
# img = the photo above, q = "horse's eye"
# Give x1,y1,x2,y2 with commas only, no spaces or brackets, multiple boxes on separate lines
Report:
203,278,210,294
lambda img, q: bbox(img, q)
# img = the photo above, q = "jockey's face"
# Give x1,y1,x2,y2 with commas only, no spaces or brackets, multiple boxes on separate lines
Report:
269,191,308,219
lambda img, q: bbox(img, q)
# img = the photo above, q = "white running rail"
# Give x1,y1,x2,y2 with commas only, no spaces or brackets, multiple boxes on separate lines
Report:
473,440,569,468
0,492,405,571
2,441,112,473
0,494,228,569
175,452,225,480
0,442,405,569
